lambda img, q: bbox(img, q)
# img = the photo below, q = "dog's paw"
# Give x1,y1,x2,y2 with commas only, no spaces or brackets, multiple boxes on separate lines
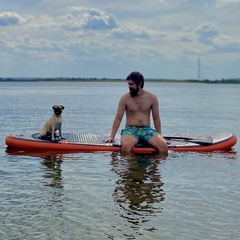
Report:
39,135,51,140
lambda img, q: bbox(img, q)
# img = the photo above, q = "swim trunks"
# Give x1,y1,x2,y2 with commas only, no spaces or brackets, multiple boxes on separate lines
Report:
121,126,159,142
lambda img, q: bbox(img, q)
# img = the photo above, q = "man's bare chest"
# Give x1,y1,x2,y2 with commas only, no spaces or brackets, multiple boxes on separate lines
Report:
126,99,152,112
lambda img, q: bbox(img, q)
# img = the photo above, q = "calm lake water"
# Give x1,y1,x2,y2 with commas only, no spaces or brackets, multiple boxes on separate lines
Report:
0,81,239,240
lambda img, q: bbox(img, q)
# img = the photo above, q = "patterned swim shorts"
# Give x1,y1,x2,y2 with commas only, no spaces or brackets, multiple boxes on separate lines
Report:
121,126,159,142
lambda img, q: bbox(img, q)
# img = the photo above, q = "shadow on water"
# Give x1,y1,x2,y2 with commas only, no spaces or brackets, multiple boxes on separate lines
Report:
110,152,166,235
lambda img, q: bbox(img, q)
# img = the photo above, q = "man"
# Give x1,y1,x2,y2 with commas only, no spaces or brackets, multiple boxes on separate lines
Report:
105,71,168,156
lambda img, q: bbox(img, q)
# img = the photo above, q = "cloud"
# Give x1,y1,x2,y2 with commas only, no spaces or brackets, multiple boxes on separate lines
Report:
17,35,64,52
82,9,118,30
0,12,26,26
0,1,239,79
0,0,42,7
61,7,119,31
111,27,152,40
0,30,65,62
216,0,240,7
194,23,219,44
211,34,240,53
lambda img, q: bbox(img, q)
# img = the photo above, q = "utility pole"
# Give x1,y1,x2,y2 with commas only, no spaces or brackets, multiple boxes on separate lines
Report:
198,57,201,80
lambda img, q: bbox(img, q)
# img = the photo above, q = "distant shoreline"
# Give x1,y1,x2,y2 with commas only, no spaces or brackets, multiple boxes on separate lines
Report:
0,77,240,84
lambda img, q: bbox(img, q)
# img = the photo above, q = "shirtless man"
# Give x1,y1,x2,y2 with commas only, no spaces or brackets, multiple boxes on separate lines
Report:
105,71,168,156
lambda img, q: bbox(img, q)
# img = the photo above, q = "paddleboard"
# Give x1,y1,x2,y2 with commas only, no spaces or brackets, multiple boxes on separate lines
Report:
5,133,237,153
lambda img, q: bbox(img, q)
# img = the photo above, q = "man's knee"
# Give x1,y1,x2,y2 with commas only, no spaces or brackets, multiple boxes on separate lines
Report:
121,135,138,152
148,134,168,153
159,143,168,153
121,143,132,152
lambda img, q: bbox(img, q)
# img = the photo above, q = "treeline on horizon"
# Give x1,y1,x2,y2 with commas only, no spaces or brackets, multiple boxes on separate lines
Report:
0,77,240,84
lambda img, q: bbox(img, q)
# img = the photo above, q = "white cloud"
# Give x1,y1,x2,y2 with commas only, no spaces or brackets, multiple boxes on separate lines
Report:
111,26,152,40
212,34,240,52
59,7,119,31
194,23,219,45
82,10,118,30
0,12,26,26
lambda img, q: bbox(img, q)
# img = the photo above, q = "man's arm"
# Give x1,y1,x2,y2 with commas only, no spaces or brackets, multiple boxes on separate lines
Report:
105,96,126,142
151,95,161,134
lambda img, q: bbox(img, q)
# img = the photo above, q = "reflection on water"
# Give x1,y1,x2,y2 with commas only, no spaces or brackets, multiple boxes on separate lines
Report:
6,148,76,189
5,148,67,202
6,149,67,189
41,154,63,188
4,147,240,239
6,149,65,188
110,152,165,234
205,150,238,160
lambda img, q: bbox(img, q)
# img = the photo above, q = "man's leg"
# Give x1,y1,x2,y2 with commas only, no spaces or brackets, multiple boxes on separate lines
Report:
121,134,138,153
148,134,168,156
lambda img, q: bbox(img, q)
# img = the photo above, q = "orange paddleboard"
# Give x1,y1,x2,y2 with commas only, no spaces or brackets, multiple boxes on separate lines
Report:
5,132,237,153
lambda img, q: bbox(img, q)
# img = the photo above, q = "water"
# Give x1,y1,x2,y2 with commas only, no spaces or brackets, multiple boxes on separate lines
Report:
0,81,239,239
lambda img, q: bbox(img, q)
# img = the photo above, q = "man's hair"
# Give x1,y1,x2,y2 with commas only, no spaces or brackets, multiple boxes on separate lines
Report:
126,71,144,88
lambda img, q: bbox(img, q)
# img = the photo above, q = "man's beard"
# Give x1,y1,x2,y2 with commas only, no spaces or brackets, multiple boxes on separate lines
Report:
129,88,139,97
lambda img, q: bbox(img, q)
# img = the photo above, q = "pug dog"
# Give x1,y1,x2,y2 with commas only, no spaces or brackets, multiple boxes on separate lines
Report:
38,105,65,141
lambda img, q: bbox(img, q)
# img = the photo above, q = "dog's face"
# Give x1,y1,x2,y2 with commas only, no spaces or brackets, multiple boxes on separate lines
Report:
52,105,64,115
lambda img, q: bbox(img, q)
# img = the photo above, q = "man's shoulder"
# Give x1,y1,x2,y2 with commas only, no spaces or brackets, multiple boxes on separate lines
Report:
121,92,131,99
144,90,157,98
119,92,130,102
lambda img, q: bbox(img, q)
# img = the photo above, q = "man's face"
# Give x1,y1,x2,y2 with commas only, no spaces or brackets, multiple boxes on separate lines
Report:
127,80,139,97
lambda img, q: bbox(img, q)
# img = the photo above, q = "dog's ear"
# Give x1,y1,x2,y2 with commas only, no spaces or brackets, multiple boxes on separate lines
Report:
52,105,56,110
61,105,65,110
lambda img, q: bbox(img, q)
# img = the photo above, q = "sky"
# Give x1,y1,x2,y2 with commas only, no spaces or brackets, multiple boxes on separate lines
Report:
0,0,239,80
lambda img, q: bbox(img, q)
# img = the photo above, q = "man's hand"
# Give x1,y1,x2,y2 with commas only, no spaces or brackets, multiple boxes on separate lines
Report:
104,137,115,143
164,138,171,145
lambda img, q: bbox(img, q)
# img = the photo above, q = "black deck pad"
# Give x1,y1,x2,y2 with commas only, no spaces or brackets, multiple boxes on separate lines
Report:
32,132,214,147
32,133,155,147
33,133,113,143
